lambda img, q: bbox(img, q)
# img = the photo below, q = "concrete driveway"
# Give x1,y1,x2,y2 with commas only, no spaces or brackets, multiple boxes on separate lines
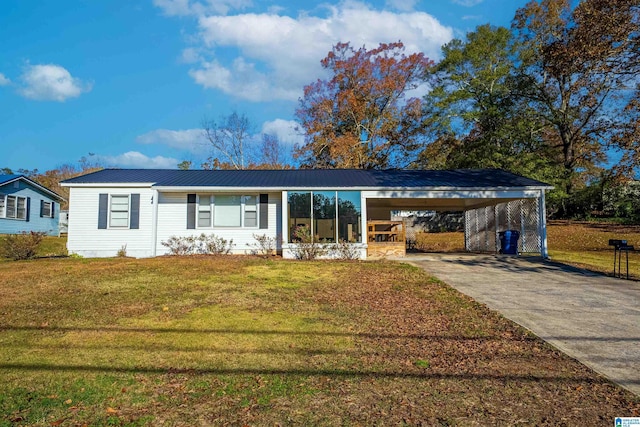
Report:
401,254,640,396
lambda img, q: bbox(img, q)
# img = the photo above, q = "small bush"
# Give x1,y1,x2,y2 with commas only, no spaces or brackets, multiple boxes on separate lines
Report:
161,235,197,255
331,239,360,260
161,234,234,256
289,226,331,260
249,233,278,257
200,234,234,255
117,244,128,257
0,231,46,260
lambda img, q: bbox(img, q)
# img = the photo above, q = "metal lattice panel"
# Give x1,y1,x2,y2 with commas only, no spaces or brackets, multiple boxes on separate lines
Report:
465,198,541,254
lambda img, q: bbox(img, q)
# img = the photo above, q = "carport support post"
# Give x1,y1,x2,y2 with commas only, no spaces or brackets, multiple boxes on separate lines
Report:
538,190,549,259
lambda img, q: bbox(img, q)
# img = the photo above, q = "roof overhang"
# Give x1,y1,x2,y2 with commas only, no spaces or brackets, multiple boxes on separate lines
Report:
363,188,546,212
2,175,65,201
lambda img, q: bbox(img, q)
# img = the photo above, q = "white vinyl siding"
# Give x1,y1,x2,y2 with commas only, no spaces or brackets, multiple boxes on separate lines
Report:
66,187,153,258
109,195,130,228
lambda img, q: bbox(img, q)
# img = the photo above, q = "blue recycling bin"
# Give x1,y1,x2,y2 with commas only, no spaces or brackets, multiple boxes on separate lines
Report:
499,230,520,255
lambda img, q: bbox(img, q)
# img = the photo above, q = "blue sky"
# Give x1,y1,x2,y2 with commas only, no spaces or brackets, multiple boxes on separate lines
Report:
0,0,529,172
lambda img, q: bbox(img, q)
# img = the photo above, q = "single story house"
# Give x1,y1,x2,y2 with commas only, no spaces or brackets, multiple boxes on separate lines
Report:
0,174,65,236
61,168,553,259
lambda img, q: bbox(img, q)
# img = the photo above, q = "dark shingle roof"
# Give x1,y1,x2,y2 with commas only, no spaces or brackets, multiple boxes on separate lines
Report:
0,174,21,185
62,169,552,189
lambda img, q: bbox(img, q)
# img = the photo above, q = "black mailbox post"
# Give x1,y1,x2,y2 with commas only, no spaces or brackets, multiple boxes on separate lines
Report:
609,239,634,279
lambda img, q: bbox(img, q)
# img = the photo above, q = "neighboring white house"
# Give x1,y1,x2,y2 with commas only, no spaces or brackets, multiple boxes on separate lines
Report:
61,168,553,259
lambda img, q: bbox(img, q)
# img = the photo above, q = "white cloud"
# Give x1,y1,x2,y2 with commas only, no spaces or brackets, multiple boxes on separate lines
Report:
136,128,208,154
261,119,304,147
96,151,180,168
451,0,484,6
0,73,10,86
385,0,418,12
462,15,483,20
176,1,453,102
180,47,203,64
19,64,91,102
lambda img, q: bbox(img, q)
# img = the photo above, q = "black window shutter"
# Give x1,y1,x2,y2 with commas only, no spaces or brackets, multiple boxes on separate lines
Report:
40,200,44,217
187,194,196,229
130,194,140,229
98,194,108,229
51,202,55,218
259,194,268,229
26,197,31,222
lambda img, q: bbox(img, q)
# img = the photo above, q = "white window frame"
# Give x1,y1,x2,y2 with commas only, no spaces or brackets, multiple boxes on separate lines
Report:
2,195,27,220
197,195,212,228
195,194,260,229
109,194,130,228
0,194,5,218
42,201,54,218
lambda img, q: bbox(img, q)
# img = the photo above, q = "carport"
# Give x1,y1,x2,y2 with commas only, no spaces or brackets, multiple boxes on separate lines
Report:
360,170,553,258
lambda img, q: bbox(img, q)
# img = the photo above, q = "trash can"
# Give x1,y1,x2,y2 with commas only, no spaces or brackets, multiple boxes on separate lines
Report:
499,230,520,255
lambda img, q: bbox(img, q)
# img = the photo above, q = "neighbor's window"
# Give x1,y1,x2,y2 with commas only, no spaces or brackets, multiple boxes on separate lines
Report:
41,201,53,218
109,195,130,228
3,195,27,220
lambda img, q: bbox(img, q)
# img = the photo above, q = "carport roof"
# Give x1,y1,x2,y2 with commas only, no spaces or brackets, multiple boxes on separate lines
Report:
62,168,552,190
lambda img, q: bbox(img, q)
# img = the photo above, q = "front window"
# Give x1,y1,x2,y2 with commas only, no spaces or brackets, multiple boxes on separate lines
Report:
288,191,361,243
214,195,242,227
313,191,336,242
244,195,258,227
198,195,212,227
109,195,130,228
338,191,362,243
196,194,259,228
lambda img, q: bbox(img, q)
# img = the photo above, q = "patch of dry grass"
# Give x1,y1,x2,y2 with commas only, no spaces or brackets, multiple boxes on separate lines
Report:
547,220,640,279
0,256,638,426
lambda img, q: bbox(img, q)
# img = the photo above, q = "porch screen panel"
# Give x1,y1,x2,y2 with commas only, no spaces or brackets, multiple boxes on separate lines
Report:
288,192,311,243
313,191,336,242
338,191,361,243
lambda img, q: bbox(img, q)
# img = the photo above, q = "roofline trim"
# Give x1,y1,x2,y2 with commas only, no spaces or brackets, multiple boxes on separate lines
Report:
61,182,156,188
1,175,66,201
152,185,553,192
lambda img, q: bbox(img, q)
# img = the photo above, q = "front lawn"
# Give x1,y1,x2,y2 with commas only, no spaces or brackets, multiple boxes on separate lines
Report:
0,256,637,425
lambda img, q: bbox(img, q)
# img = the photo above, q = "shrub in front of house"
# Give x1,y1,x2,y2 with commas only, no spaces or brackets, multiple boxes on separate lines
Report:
0,231,46,260
249,233,278,257
161,234,234,255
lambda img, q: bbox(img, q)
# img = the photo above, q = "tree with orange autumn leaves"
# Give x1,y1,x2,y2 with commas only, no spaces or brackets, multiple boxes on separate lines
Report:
295,42,433,169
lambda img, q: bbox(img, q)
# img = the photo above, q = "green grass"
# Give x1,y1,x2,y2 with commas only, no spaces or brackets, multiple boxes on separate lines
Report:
0,255,637,425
